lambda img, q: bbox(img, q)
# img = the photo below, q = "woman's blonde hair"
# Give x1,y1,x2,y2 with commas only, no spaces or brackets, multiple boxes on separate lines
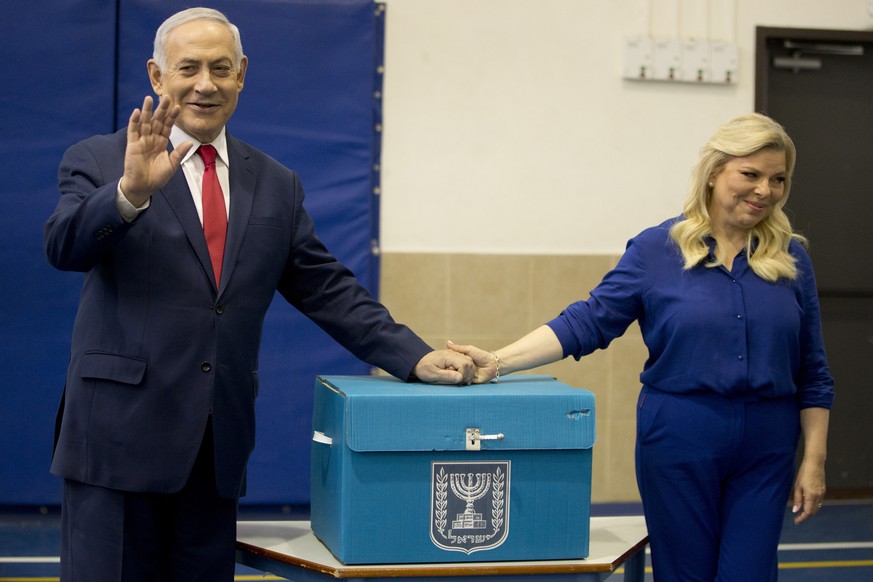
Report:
669,113,806,282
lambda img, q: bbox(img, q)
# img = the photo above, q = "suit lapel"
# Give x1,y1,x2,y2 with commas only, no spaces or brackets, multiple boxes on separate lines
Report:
157,135,256,296
220,135,256,295
159,169,217,289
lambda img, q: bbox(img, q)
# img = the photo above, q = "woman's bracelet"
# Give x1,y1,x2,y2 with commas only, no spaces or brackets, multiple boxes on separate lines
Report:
491,351,501,382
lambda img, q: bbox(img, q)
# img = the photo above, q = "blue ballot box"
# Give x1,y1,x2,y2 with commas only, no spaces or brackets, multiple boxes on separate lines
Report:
309,375,596,565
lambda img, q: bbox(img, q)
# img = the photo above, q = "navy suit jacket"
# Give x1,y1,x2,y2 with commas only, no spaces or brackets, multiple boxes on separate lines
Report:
45,128,431,498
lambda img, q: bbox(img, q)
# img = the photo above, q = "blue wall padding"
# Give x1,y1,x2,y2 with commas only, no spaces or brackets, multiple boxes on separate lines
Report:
0,0,383,505
0,0,118,505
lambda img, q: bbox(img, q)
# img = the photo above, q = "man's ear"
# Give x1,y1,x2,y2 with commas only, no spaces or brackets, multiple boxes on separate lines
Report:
236,56,248,92
147,60,163,95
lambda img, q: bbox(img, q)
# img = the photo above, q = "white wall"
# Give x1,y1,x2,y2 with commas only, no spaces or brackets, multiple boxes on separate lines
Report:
380,0,873,254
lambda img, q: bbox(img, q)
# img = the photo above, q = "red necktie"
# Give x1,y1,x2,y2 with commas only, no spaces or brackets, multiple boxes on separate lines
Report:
198,144,227,286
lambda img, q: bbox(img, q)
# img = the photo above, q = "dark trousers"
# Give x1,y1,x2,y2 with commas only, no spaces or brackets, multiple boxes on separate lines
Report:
636,387,800,582
60,421,238,581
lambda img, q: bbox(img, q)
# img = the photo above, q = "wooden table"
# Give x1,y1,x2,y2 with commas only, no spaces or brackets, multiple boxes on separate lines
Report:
236,516,648,581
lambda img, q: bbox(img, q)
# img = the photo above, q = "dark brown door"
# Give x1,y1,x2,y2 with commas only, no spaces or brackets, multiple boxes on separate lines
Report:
756,27,873,497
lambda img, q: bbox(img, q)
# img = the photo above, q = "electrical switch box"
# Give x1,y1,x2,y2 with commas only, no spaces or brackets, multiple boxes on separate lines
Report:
622,36,654,80
652,39,682,81
622,37,738,85
681,39,711,83
710,42,739,84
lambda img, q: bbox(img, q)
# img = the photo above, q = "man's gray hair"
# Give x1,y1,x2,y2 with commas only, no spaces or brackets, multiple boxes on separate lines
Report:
153,7,245,71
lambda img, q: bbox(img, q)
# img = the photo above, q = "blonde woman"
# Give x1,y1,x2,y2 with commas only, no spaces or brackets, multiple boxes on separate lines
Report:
450,113,833,581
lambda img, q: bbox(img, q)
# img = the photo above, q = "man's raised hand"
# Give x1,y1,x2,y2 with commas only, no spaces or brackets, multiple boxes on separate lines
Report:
120,95,193,207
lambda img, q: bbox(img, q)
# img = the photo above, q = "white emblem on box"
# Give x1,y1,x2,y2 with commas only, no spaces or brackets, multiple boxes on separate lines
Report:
430,461,511,554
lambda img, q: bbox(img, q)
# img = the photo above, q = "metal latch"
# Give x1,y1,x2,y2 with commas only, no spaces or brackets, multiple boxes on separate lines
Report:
466,428,505,451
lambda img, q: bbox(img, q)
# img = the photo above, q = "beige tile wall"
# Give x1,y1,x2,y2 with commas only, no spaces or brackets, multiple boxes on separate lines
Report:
380,252,648,503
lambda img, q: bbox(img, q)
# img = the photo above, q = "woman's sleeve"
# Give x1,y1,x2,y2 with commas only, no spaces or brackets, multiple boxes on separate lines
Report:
794,244,836,409
547,236,647,360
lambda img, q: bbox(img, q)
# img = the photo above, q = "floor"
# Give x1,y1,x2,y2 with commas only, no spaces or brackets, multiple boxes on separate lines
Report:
1,501,871,580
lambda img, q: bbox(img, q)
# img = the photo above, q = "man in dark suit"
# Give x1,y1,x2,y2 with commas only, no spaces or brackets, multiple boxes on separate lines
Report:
44,7,473,581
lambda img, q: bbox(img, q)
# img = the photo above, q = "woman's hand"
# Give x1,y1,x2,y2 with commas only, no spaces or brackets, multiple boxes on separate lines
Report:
791,458,826,524
446,341,497,384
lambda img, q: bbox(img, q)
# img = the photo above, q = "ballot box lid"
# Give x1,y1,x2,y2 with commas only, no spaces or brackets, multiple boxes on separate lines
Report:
316,375,595,453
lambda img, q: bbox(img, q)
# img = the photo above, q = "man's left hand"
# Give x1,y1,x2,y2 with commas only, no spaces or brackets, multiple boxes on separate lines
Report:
413,349,475,385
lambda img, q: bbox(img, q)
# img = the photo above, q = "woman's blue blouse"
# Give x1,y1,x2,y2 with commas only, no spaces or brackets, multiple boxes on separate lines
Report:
547,218,835,409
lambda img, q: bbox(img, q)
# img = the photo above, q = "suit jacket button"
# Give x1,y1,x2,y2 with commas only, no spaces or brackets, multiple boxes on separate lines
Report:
215,304,224,315
201,362,212,372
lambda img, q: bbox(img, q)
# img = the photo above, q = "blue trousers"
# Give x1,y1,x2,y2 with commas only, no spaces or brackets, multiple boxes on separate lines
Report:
635,387,800,582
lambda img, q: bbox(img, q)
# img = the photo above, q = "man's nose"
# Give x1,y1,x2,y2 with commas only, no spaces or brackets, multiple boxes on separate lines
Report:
194,70,217,93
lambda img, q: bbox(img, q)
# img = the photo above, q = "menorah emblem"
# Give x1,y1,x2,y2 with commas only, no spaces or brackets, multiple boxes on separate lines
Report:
449,472,491,529
430,461,511,554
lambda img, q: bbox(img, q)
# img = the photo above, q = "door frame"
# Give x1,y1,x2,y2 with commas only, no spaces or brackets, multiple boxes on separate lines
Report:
755,26,873,499
755,26,873,113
